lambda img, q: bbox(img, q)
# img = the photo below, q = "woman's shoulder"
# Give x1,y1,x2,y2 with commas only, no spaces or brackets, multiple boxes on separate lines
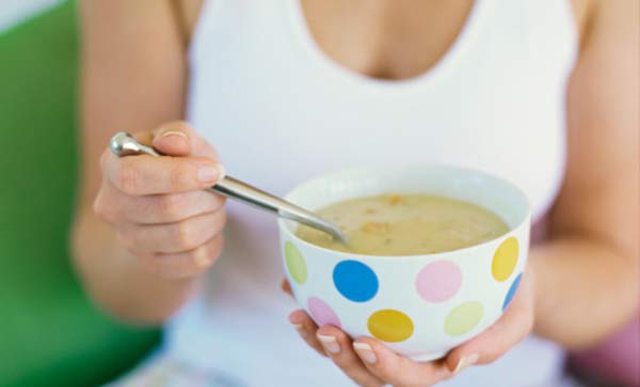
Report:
570,0,637,48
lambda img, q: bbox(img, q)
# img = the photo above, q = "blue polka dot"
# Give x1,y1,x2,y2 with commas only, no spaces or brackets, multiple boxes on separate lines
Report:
502,273,523,310
333,260,379,302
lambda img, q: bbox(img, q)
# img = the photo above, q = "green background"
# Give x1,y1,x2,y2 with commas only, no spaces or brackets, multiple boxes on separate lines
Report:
0,2,159,386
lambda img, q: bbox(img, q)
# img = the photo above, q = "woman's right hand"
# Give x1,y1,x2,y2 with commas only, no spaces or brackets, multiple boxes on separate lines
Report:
93,122,227,279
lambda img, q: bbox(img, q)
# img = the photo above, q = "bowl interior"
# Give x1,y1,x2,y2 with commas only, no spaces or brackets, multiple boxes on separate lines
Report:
281,164,529,239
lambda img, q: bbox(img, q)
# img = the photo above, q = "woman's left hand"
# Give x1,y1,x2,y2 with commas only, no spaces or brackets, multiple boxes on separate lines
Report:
282,268,535,387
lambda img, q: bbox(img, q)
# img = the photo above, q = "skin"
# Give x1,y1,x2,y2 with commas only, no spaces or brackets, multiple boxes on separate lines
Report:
73,0,638,385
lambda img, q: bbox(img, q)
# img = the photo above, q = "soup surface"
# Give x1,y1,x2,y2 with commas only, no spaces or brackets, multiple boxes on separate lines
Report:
295,194,509,256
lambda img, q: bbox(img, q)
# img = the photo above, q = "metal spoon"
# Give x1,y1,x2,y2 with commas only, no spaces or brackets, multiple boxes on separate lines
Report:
109,132,348,243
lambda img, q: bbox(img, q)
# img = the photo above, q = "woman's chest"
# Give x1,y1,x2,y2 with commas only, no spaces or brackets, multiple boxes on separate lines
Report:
186,0,575,219
189,66,566,220
182,0,590,80
298,0,476,80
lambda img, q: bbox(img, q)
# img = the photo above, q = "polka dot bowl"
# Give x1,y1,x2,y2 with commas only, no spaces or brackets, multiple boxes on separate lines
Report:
279,165,530,361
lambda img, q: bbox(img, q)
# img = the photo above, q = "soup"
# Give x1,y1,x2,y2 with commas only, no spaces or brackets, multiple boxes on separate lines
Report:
295,194,509,256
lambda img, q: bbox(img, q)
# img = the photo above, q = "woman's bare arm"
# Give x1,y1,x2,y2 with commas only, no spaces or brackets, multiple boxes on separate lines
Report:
72,0,197,324
531,0,639,348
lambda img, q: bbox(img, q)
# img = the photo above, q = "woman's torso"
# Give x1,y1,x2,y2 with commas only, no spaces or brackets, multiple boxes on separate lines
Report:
166,0,579,386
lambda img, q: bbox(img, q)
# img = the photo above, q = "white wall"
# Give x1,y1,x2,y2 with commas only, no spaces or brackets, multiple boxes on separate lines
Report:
0,0,63,32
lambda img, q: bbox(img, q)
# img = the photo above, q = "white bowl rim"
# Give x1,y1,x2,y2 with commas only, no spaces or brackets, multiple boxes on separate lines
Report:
278,163,531,262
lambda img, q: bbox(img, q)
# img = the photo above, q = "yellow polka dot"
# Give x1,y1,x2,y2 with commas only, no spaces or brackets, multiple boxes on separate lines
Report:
492,237,519,282
444,301,484,337
285,241,307,285
367,309,414,343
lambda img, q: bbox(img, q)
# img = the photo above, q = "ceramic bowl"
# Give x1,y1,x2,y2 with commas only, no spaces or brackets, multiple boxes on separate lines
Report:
278,165,530,360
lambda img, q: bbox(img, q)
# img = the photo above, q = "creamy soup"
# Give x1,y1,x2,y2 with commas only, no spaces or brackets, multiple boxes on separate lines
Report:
295,194,509,256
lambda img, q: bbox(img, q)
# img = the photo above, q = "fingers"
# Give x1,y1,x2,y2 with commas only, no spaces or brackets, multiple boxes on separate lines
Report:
96,182,225,224
151,121,219,159
141,234,225,279
288,307,451,387
316,326,385,387
151,122,194,157
101,150,223,195
101,122,225,196
289,309,326,357
351,338,451,387
281,279,293,297
445,271,534,374
94,123,228,279
283,280,533,386
289,311,385,387
117,210,226,254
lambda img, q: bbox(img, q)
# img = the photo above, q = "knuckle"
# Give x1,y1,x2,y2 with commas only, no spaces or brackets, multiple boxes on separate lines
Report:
336,356,360,371
93,193,117,222
483,350,501,365
158,194,184,220
191,246,208,264
193,243,218,269
169,163,193,191
166,251,207,279
93,194,107,217
172,221,198,250
180,249,201,267
372,367,394,383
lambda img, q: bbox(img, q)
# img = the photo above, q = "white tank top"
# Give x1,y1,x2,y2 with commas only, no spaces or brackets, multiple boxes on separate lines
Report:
167,1,578,386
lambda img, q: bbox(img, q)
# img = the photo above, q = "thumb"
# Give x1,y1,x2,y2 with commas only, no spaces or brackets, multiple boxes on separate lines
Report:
151,121,194,157
446,271,533,374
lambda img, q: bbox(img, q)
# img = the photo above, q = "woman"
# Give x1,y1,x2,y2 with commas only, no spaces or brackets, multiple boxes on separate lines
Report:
72,0,639,386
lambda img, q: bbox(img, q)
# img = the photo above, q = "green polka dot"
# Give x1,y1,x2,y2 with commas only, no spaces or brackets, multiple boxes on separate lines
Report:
445,301,484,337
285,241,307,285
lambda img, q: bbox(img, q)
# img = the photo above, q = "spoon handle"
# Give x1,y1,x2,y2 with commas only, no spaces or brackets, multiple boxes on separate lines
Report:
109,132,347,242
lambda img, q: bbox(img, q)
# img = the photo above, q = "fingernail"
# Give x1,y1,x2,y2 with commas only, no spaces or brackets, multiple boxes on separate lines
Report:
292,323,307,337
198,164,223,184
318,335,341,354
194,250,212,267
161,130,188,139
353,343,377,364
215,164,227,180
453,353,479,375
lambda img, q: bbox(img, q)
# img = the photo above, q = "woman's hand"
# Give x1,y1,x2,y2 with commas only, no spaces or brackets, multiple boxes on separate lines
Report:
282,268,535,387
93,122,227,279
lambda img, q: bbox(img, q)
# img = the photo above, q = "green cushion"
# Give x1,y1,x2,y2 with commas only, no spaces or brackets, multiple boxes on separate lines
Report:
0,2,160,387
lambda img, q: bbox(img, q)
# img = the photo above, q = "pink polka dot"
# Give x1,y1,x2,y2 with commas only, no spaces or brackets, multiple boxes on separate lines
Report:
415,260,462,303
307,297,342,328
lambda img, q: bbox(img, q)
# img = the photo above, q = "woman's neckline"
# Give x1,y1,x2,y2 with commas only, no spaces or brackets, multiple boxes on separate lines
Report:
286,0,489,93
